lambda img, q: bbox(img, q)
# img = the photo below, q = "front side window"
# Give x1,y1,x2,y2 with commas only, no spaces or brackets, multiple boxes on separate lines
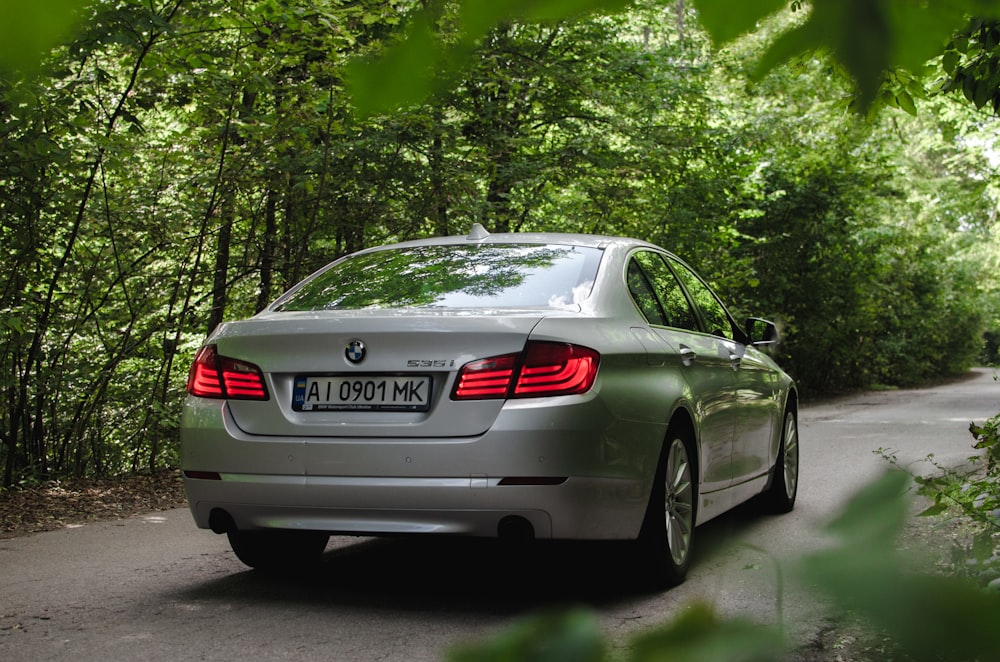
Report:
274,244,603,311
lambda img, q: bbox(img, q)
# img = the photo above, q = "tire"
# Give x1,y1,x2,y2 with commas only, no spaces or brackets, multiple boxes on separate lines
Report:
638,429,697,588
762,408,799,514
227,529,330,571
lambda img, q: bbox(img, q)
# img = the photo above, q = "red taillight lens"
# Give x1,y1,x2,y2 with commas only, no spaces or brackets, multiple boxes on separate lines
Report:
451,353,519,399
451,341,599,400
188,346,224,397
186,345,268,401
514,342,599,397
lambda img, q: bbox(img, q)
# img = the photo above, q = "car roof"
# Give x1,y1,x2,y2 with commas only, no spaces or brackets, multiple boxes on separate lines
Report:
358,224,662,254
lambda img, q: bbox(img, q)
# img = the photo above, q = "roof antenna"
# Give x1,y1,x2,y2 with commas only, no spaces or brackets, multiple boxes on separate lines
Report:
467,223,490,241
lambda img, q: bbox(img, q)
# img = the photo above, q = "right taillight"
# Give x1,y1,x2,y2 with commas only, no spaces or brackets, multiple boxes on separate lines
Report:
451,341,599,400
186,345,269,401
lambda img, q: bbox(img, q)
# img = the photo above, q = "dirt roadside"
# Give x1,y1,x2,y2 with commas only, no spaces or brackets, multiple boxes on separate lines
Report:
0,468,187,539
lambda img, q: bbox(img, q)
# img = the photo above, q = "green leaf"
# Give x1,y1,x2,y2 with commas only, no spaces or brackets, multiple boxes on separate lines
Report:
692,0,787,44
804,556,1000,661
630,602,784,662
886,0,967,73
917,501,948,517
447,609,604,662
823,469,911,546
0,0,93,73
895,90,917,115
346,0,634,117
2,315,25,334
752,21,821,83
345,14,441,117
942,49,959,74
800,470,1000,660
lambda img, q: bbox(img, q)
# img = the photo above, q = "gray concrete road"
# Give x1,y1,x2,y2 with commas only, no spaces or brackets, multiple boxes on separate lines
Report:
2,369,997,661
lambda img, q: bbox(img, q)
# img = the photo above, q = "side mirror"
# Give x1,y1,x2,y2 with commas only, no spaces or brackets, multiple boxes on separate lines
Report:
744,317,779,346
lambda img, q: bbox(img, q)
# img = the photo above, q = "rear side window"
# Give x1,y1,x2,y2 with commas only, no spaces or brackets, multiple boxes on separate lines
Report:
627,260,668,326
275,244,603,311
667,257,735,340
629,251,700,331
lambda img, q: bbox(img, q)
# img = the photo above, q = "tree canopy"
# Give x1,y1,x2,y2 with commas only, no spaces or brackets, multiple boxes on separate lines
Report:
1,0,998,485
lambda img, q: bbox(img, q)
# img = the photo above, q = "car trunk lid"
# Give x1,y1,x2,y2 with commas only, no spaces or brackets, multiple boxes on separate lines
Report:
214,309,550,438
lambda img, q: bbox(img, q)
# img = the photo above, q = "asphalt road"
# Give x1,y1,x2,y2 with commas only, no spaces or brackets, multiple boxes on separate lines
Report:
2,368,997,661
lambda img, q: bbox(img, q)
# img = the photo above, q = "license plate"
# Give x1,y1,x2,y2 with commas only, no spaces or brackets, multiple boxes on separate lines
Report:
292,375,431,412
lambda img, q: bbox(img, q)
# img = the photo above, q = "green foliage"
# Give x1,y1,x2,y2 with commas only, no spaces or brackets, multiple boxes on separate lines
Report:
0,0,996,482
345,0,633,117
0,4,999,656
628,603,785,662
449,602,785,662
449,609,605,662
449,471,1000,661
731,0,965,107
971,413,1000,474
801,471,1000,662
912,405,1000,591
939,18,1000,113
342,0,1000,116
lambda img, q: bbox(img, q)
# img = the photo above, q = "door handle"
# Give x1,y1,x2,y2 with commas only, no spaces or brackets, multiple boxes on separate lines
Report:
680,346,696,366
729,352,742,370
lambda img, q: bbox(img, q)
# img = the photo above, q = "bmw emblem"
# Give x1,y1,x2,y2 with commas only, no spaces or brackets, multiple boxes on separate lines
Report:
345,339,366,364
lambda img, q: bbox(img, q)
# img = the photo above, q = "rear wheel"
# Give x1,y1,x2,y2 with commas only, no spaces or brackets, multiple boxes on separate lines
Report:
762,408,799,513
227,530,330,571
638,429,697,587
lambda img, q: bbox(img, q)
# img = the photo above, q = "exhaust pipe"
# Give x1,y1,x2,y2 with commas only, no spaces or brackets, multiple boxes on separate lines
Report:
497,515,535,541
208,508,236,535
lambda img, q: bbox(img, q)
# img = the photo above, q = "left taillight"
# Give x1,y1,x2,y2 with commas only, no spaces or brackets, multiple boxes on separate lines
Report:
186,345,269,401
452,341,599,401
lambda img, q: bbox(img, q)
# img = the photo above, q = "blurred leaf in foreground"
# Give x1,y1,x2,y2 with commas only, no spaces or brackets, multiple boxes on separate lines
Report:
630,602,784,662
695,0,999,111
447,609,605,662
0,0,91,73
345,0,631,117
801,470,1000,662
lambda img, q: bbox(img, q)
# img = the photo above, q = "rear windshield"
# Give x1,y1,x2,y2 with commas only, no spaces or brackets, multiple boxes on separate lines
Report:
274,243,603,311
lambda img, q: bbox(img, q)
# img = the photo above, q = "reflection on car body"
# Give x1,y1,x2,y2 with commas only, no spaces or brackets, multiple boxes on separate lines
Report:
181,224,798,586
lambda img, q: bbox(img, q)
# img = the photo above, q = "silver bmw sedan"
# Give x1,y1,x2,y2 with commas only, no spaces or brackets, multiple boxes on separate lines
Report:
181,224,799,587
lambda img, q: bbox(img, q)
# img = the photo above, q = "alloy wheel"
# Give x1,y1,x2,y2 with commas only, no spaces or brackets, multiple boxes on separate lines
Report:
664,436,694,566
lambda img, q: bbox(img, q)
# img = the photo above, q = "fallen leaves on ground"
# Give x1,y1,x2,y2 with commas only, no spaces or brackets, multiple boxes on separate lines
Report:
0,468,187,539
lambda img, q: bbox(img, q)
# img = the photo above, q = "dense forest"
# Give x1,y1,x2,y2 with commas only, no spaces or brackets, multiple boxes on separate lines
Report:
2,0,999,486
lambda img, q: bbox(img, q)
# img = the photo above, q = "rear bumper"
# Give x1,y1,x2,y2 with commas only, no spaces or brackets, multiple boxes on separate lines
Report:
183,473,645,539
181,395,665,540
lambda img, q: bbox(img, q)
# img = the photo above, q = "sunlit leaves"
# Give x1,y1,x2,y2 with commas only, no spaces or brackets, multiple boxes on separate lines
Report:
939,18,1000,112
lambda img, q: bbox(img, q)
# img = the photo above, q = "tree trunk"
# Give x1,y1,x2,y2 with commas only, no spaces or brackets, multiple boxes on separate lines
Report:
206,201,233,335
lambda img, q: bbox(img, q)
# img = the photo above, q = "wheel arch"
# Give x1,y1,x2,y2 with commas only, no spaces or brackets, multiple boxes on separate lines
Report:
635,405,700,586
660,405,700,511
765,385,799,491
784,385,799,417
779,385,799,452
